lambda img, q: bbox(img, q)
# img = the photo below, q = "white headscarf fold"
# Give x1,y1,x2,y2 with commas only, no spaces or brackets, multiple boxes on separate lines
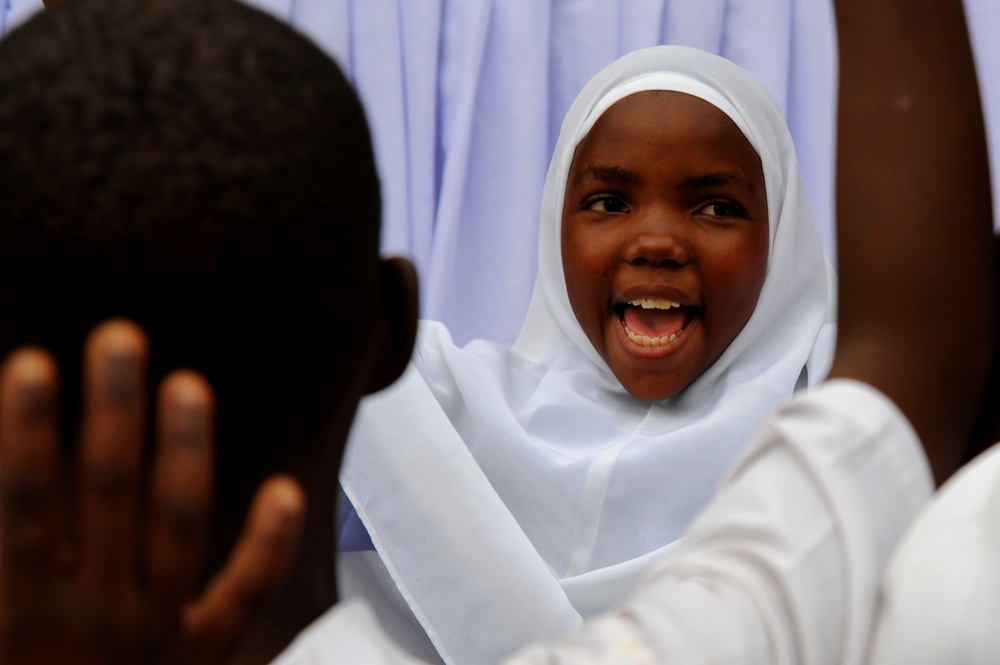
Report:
340,45,836,665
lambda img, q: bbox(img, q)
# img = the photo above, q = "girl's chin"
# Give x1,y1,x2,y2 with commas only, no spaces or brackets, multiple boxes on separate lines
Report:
605,319,704,401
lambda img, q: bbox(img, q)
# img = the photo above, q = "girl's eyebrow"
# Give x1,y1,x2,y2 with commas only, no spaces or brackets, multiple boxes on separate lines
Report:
681,171,757,196
572,165,639,187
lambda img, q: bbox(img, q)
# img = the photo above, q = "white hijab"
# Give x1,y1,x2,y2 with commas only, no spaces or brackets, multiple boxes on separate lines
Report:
340,45,836,665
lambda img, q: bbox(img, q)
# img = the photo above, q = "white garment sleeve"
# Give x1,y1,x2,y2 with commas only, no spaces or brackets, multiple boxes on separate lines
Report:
866,442,1000,665
505,380,933,665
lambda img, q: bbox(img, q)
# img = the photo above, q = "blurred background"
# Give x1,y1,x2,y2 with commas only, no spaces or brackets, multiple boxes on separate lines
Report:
5,0,999,347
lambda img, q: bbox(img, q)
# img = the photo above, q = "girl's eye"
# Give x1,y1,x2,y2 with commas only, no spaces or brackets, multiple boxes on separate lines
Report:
586,196,629,213
697,201,744,217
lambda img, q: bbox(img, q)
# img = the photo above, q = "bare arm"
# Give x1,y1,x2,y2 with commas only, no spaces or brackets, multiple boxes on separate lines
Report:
828,0,993,485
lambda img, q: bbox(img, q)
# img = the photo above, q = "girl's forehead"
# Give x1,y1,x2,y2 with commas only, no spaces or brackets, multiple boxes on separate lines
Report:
580,89,757,157
569,91,764,191
575,73,756,150
588,91,749,143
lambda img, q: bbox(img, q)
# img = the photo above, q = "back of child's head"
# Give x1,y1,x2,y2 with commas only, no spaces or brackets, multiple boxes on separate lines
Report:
0,0,382,511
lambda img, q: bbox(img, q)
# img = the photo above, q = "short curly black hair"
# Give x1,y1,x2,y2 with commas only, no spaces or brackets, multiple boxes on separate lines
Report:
0,0,382,509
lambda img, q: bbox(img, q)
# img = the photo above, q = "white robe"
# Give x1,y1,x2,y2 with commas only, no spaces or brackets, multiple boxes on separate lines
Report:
340,46,836,665
867,440,1000,664
279,381,932,665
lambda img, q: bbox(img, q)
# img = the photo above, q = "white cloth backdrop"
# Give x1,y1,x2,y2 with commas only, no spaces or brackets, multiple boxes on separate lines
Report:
5,0,1000,346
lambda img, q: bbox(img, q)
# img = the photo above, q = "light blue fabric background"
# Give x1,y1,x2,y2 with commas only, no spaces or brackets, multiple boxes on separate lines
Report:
5,0,1000,346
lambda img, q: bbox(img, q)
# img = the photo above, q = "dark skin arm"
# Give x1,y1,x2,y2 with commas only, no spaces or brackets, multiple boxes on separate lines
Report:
828,0,993,486
0,320,306,664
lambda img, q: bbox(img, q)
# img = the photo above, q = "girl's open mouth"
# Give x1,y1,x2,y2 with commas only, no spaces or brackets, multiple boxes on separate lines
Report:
615,298,694,347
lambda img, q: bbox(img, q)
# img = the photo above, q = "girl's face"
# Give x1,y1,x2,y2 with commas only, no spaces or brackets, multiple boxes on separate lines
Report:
561,90,769,401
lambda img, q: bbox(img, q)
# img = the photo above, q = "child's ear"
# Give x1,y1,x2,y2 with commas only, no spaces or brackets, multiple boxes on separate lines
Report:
366,257,419,394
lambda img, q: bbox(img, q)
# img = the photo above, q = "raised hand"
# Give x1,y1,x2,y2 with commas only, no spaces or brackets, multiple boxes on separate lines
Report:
0,319,306,664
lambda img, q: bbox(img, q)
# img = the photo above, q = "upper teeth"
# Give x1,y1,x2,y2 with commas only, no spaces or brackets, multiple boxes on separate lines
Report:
628,298,681,310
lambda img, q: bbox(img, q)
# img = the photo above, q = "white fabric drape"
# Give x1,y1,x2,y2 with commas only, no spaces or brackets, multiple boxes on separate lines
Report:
867,441,1000,665
4,0,1000,346
279,381,934,665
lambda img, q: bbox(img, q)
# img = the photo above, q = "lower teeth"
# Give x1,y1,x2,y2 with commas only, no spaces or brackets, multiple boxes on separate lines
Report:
624,325,679,347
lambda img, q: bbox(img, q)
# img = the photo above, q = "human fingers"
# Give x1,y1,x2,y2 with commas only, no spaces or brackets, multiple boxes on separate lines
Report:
76,319,149,593
146,370,215,618
183,476,305,662
0,349,61,605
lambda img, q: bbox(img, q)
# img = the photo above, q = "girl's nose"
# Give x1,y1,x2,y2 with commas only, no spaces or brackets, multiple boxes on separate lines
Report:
624,210,690,267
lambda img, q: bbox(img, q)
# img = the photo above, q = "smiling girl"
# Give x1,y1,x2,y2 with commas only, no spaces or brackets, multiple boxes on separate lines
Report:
562,90,770,401
337,46,836,665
